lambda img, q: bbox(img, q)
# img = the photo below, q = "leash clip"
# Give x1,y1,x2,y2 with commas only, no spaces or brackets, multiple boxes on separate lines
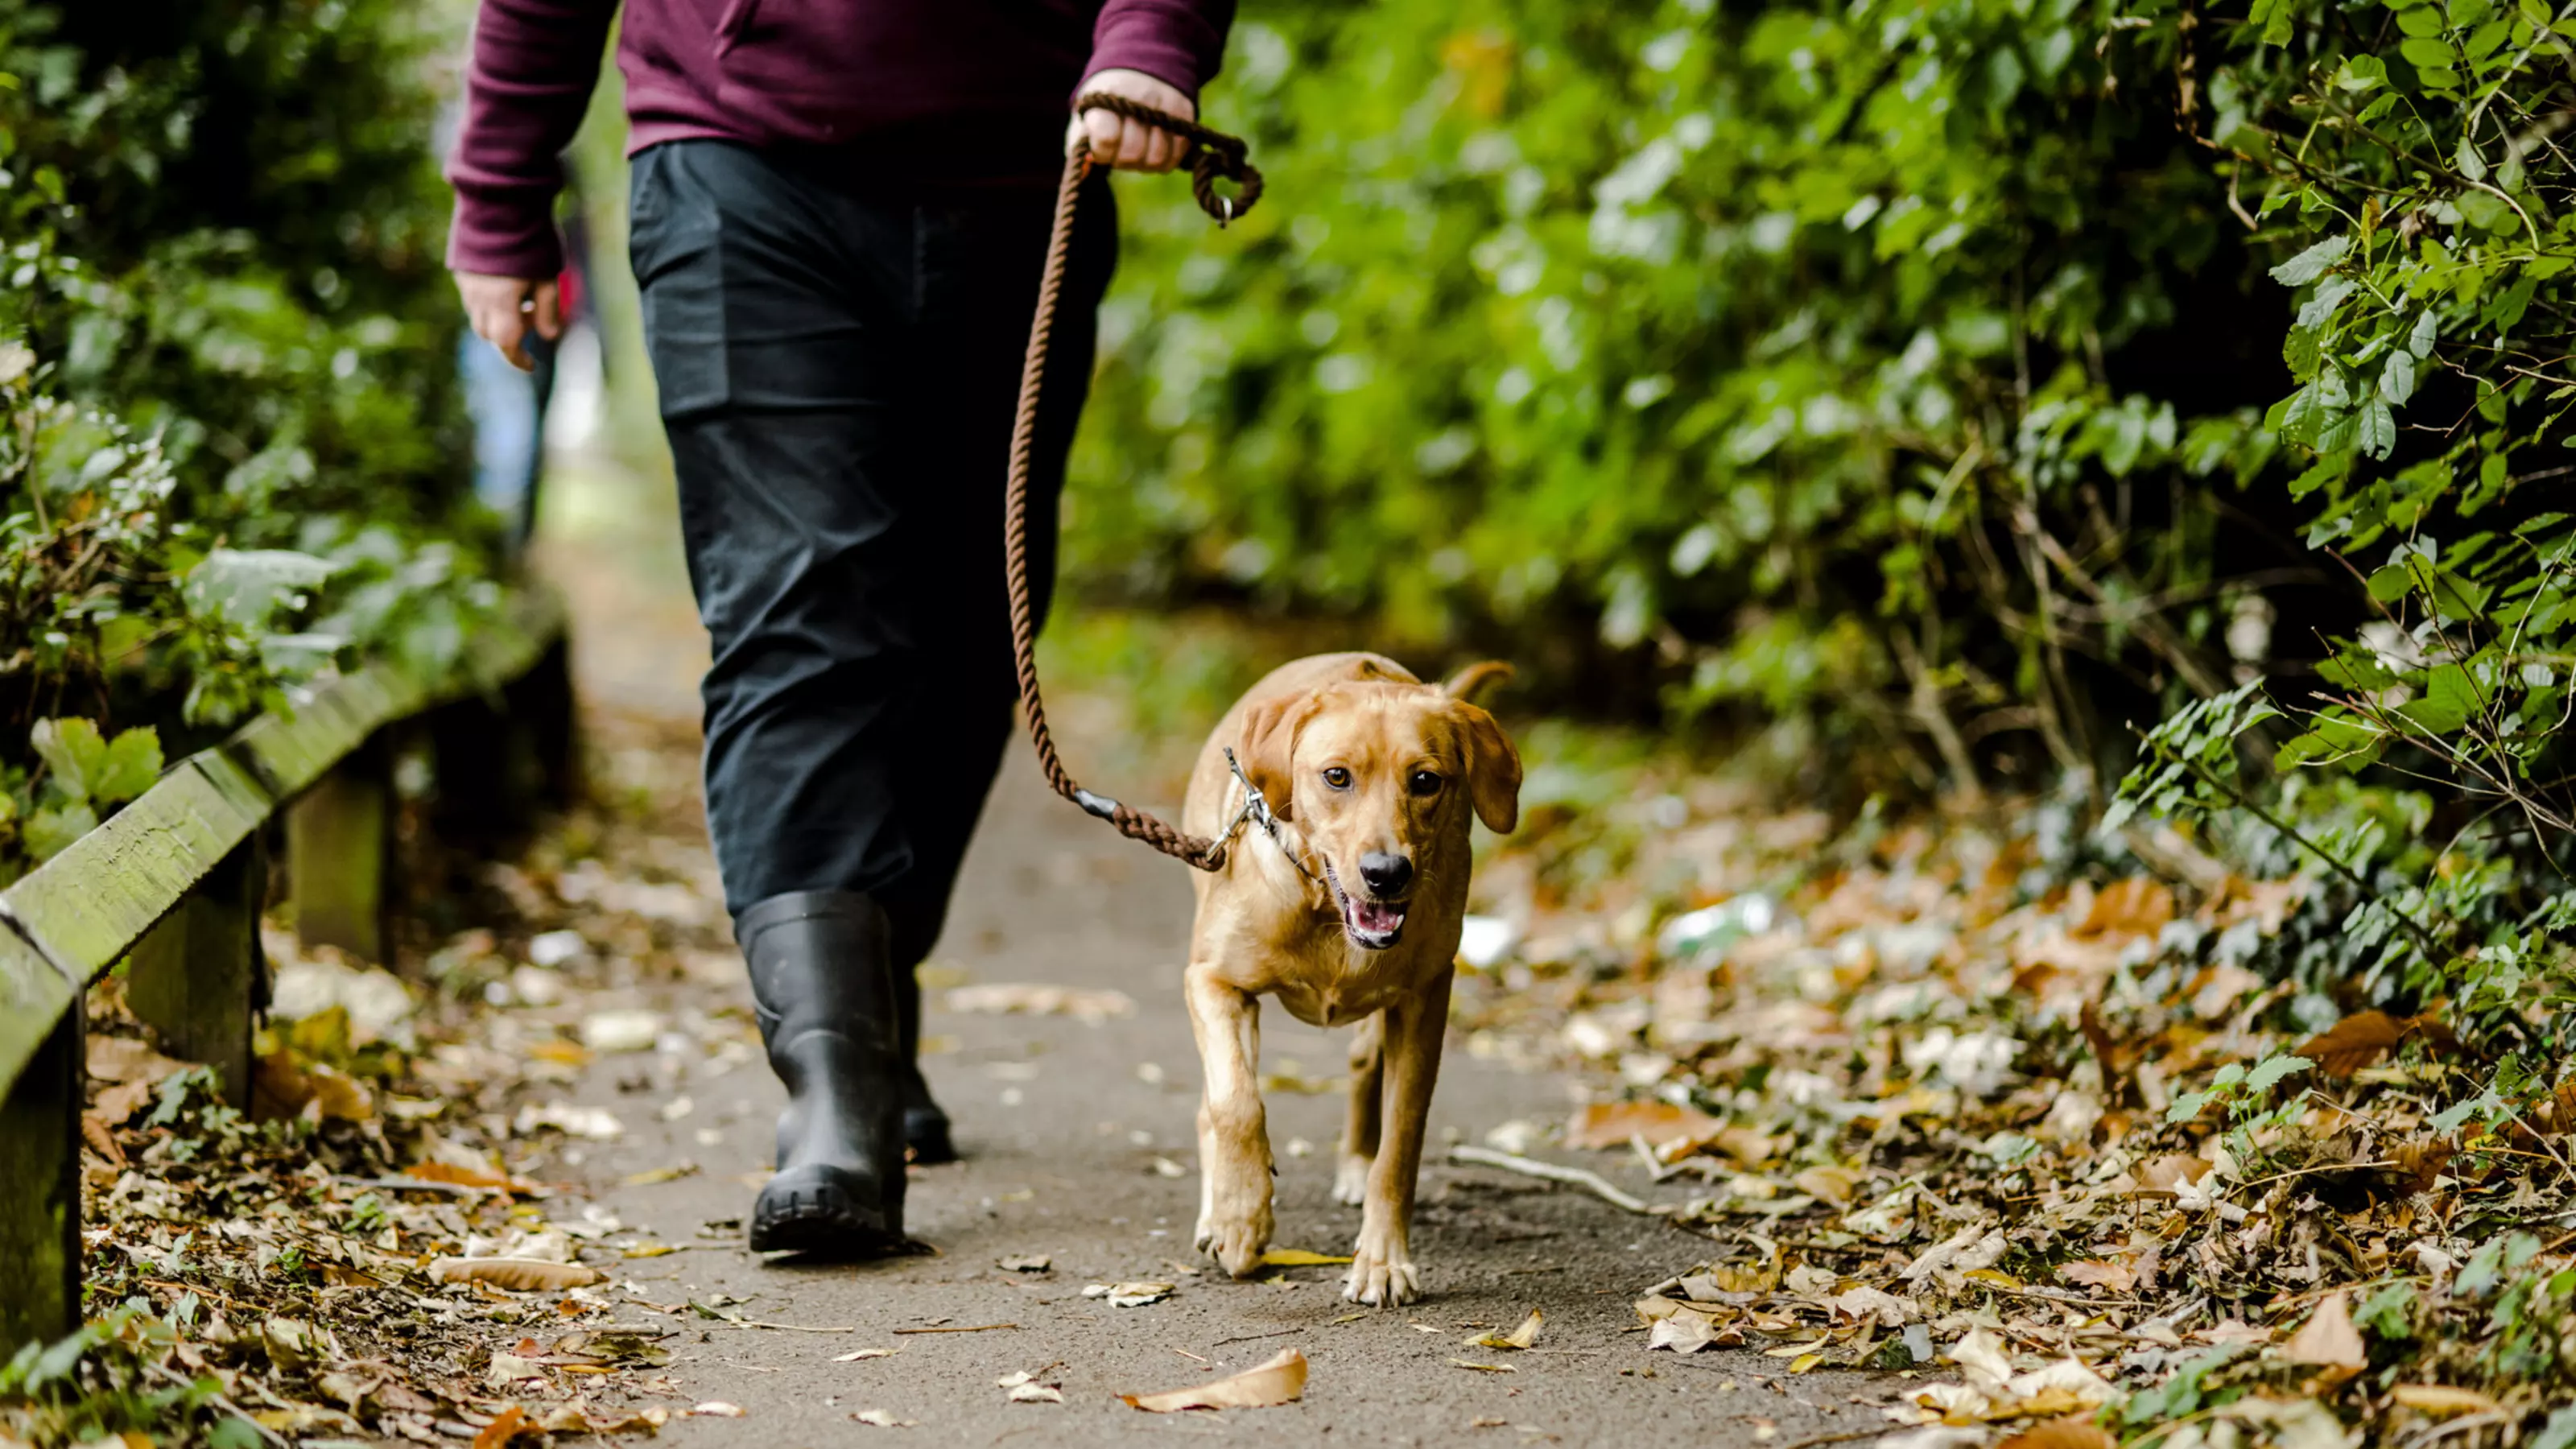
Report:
1073,788,1121,820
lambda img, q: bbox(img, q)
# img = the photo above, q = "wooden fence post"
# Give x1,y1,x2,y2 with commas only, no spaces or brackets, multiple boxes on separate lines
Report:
125,837,266,1105
288,737,391,962
0,1001,81,1347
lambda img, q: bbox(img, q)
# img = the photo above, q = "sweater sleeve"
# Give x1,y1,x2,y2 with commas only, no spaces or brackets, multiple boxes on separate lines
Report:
444,0,619,279
1080,0,1235,101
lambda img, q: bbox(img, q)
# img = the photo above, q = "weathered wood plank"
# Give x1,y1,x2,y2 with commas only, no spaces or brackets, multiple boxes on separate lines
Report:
287,740,392,963
5,750,273,980
0,1002,81,1346
0,584,564,1100
126,838,267,1105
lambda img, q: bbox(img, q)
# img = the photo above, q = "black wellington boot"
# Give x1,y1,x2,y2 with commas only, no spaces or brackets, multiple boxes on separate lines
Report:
737,891,908,1256
890,965,957,1164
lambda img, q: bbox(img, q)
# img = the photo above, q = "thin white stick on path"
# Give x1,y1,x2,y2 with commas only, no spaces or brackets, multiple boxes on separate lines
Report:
1446,1145,1664,1215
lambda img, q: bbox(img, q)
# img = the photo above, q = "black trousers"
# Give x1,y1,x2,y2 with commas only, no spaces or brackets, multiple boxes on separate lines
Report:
629,140,1116,964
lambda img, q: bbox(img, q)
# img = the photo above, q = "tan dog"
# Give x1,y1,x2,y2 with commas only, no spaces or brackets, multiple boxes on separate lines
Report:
1178,653,1521,1307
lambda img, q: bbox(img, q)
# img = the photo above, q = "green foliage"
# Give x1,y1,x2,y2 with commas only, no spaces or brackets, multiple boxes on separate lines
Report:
0,1300,258,1449
0,0,497,870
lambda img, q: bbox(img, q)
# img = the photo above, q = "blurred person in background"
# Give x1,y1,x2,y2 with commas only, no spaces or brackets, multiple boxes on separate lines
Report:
443,0,1234,1257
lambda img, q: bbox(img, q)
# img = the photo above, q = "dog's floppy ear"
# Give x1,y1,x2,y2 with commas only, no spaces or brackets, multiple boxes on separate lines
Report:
1237,690,1319,822
1450,700,1522,834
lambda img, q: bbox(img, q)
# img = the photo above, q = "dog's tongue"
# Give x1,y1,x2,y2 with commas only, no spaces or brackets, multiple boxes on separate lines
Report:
1350,898,1406,935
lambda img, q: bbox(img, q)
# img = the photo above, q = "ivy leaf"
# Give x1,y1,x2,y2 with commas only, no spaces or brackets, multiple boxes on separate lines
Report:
2358,399,2398,458
2398,662,2480,733
183,548,337,631
2380,349,2417,405
2409,309,2439,358
2268,234,2351,286
2246,1054,2312,1094
25,802,98,862
29,717,108,804
91,727,163,806
2455,134,2489,182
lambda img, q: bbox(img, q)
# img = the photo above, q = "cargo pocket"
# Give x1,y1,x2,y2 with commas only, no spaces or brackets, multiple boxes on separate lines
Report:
628,152,731,421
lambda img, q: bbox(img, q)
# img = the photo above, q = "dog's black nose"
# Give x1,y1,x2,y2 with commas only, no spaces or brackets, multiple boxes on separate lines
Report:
1358,852,1413,898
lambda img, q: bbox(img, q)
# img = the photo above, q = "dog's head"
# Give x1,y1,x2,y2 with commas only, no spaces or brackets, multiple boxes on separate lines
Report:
1236,666,1521,951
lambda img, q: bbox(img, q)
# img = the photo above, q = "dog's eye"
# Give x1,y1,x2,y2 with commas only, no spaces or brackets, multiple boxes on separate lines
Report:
1408,770,1442,797
1323,766,1352,790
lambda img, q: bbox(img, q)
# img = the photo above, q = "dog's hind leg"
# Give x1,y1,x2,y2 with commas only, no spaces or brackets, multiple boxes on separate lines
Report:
1186,963,1275,1278
1334,1013,1385,1206
1344,968,1451,1307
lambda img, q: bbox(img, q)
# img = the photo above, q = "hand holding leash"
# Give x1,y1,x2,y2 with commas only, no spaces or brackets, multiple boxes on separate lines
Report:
1005,97,1261,869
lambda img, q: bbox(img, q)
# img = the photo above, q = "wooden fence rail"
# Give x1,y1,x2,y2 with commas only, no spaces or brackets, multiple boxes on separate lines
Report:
0,588,572,1348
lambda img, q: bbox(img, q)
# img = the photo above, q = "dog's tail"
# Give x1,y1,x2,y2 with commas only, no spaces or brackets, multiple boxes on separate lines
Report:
1441,660,1514,703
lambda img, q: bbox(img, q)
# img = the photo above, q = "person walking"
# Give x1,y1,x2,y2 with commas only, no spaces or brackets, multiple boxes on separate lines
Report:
444,0,1234,1257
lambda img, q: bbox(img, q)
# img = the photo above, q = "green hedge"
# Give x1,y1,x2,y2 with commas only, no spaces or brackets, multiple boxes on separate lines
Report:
0,0,493,872
1073,0,2574,806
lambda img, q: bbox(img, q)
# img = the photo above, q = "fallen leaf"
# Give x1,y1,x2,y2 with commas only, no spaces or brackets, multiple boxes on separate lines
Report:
404,1161,523,1191
1565,1100,1721,1150
1450,1360,1517,1373
86,1035,190,1086
832,1348,898,1362
1997,1415,2118,1449
852,1409,914,1427
996,1370,1063,1404
2388,1385,2499,1414
2296,1011,2412,1077
1121,1348,1308,1412
2057,1259,2136,1293
1257,1249,1355,1267
1084,1281,1176,1307
90,1076,156,1127
429,1257,605,1292
2077,877,2174,939
1791,1165,1860,1205
2285,1292,2366,1371
471,1406,527,1449
998,1254,1052,1272
690,1402,747,1418
1466,1309,1543,1350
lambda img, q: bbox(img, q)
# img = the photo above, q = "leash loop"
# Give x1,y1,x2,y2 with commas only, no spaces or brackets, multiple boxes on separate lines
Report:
1005,97,1260,873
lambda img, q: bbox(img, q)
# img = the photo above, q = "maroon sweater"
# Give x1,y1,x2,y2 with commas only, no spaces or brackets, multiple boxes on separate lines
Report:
446,0,1233,277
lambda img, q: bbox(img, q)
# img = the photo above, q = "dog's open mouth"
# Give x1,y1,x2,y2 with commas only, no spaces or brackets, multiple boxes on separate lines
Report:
1327,865,1408,949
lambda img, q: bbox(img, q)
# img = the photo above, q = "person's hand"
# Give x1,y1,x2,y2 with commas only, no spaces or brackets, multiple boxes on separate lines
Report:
1067,68,1195,173
456,272,562,373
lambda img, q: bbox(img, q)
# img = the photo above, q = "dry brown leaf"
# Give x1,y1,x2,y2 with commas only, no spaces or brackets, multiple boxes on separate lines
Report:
2285,1291,2366,1370
80,1113,126,1166
471,1406,527,1449
2058,1259,2136,1293
2390,1137,2456,1195
91,1077,156,1128
1565,1100,1723,1150
1121,1348,1307,1412
1467,1310,1543,1350
86,1035,189,1086
1256,1249,1352,1267
2138,1154,2211,1191
1791,1165,1860,1205
2297,1011,2410,1077
2077,877,2175,939
2388,1385,2499,1414
429,1257,605,1292
404,1161,523,1191
1997,1415,2118,1449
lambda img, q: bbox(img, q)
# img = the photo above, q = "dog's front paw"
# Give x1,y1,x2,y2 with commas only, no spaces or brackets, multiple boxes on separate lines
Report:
1342,1232,1420,1307
1195,1203,1274,1278
1331,1154,1371,1208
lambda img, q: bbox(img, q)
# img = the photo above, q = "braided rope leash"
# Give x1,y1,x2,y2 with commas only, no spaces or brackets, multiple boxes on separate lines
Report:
1004,93,1263,872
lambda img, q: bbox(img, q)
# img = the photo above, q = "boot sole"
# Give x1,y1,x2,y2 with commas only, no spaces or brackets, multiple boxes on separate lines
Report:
749,1173,904,1257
